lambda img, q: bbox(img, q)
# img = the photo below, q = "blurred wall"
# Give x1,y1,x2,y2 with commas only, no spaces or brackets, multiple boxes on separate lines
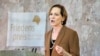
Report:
0,0,100,56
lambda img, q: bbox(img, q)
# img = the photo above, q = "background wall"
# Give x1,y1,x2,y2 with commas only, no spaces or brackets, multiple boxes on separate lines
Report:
0,0,100,56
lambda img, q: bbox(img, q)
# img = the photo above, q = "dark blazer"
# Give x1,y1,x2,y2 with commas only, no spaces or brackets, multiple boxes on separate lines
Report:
45,26,80,56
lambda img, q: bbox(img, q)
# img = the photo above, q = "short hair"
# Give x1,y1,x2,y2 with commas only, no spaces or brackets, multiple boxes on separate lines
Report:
49,4,68,25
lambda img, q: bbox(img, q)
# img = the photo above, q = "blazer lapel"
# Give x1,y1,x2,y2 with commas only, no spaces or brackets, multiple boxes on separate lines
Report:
51,26,65,56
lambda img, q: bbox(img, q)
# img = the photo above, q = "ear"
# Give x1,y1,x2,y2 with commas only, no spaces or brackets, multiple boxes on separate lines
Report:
62,17,65,21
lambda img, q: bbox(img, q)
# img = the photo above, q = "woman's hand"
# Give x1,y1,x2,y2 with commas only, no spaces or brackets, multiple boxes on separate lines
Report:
55,45,63,55
55,45,72,56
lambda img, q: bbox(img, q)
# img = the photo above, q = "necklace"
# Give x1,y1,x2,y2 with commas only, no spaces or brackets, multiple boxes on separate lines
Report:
50,40,55,49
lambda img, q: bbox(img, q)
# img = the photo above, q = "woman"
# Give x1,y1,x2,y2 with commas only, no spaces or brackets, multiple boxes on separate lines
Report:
45,4,80,56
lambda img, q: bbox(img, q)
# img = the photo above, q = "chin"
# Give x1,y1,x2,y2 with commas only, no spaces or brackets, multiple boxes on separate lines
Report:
50,24,56,27
50,23,55,26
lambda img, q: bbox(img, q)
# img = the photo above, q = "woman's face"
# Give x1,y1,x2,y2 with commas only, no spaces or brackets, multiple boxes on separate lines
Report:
49,7,64,27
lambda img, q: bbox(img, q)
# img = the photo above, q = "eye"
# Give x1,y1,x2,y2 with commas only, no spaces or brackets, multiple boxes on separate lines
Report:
49,13,52,15
55,13,59,16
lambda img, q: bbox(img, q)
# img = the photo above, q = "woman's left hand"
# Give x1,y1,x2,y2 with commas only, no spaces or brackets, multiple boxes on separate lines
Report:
55,45,64,55
55,45,72,56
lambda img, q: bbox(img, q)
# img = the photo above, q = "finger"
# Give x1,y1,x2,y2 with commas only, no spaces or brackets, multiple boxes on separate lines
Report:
55,46,63,55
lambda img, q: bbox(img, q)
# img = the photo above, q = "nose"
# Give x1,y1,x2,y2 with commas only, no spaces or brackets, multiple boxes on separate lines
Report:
50,14,55,19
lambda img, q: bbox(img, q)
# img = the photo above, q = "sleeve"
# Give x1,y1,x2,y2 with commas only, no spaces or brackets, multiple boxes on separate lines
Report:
45,32,49,56
69,31,80,56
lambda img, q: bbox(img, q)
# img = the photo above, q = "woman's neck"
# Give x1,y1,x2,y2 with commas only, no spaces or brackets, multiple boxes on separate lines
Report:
52,25,63,33
51,25,63,40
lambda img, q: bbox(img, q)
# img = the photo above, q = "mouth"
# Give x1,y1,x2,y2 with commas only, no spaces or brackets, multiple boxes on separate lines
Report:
51,20,55,23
